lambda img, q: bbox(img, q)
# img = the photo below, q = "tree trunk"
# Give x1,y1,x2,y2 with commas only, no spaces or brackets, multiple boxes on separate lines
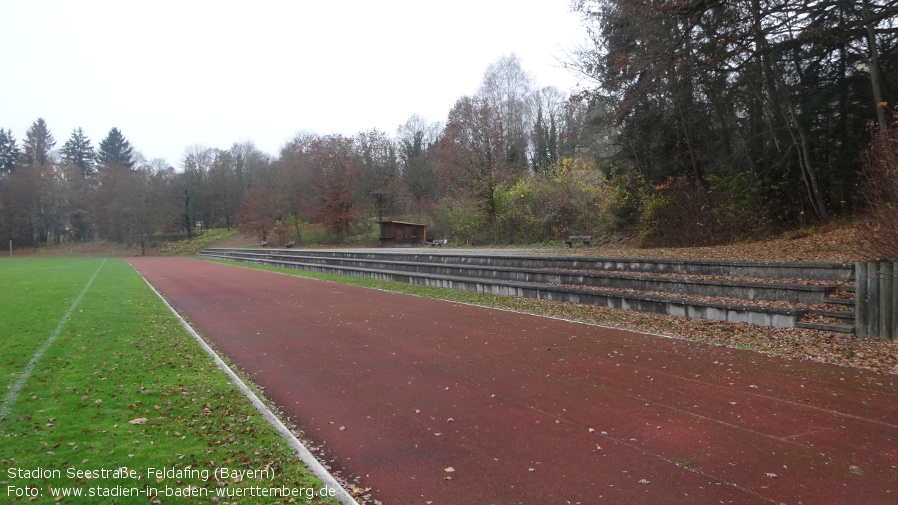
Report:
862,0,888,133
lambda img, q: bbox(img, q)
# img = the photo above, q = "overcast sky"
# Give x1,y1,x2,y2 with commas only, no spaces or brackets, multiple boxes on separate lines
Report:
2,0,588,167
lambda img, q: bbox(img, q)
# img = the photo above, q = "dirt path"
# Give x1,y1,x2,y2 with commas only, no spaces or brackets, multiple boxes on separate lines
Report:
129,257,898,505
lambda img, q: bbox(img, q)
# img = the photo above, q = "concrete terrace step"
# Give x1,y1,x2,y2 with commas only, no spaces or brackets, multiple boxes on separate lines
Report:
198,248,856,333
199,249,804,328
796,322,856,333
246,248,855,281
214,249,843,304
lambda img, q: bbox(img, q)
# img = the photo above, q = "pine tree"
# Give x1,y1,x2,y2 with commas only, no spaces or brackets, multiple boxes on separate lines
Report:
532,103,550,175
0,128,19,175
548,114,558,168
61,127,96,176
22,118,56,166
97,127,135,169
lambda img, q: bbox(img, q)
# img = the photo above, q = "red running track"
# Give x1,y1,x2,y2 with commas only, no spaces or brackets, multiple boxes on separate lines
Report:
129,257,898,505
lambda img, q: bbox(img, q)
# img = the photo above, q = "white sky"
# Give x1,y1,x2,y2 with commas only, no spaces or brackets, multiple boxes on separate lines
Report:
1,0,587,167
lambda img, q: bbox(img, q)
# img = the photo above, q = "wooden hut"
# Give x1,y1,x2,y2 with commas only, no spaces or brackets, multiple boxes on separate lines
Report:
377,221,427,247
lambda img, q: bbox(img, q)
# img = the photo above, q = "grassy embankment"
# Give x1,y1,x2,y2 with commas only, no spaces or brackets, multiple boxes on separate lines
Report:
0,258,338,503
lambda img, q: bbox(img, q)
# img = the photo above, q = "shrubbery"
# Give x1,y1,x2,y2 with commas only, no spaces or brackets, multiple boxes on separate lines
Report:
635,172,768,248
857,117,898,261
434,197,488,245
271,215,378,247
432,167,617,246
159,228,238,256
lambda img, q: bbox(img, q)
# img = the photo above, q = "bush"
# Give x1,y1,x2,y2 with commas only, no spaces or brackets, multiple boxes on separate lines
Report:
636,172,767,248
495,182,542,243
857,118,898,260
533,177,596,240
493,169,620,245
273,216,305,246
435,197,488,245
345,219,379,245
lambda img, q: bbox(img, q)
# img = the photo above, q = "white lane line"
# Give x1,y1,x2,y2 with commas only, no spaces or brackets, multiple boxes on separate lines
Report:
131,263,360,505
0,258,107,421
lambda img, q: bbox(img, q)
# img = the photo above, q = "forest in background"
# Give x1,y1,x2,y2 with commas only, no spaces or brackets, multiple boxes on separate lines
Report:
1,0,897,258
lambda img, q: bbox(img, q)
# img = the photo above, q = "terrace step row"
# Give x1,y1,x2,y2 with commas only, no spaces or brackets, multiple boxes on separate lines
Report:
198,248,856,334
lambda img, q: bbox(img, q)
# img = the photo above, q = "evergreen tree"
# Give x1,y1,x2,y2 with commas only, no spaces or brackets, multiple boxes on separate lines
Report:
0,128,19,175
548,114,558,168
532,103,550,175
61,127,96,176
97,127,135,169
22,118,56,166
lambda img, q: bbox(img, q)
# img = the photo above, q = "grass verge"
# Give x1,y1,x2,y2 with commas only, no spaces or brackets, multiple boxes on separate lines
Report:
0,258,339,503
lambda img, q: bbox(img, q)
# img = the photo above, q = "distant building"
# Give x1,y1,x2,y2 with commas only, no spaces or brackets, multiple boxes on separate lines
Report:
377,221,427,247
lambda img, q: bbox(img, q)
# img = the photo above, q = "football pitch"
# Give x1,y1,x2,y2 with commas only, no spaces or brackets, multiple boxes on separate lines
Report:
0,258,341,504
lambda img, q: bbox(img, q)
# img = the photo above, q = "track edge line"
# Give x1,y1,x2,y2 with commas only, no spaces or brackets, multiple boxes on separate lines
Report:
131,263,360,505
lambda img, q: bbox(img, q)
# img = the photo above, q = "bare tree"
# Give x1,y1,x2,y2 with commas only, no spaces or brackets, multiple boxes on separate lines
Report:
531,86,567,174
357,129,402,221
207,149,241,229
440,95,510,241
478,54,536,172
238,186,279,242
308,135,363,240
180,144,215,235
397,115,443,213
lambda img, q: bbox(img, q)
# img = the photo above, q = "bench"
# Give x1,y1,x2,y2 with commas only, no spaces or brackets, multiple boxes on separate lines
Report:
260,240,268,247
426,239,448,247
285,241,295,248
564,235,592,247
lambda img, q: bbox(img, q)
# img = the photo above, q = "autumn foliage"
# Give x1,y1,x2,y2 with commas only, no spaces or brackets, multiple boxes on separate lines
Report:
237,187,278,242
637,174,767,248
4,1,898,253
857,116,898,260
